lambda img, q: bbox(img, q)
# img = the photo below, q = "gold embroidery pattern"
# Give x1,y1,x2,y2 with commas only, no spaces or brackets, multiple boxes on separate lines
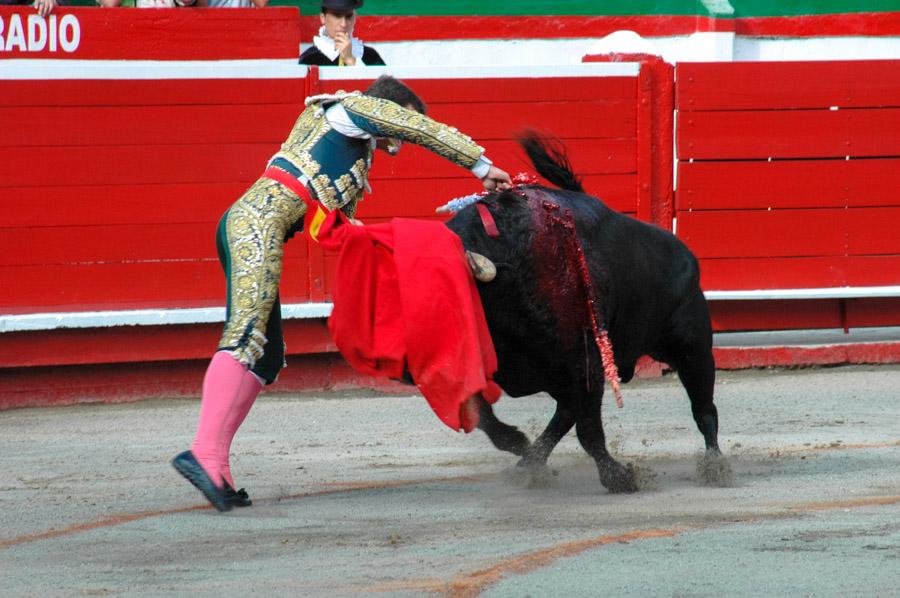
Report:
349,157,367,188
218,178,307,367
334,173,354,193
274,105,330,178
311,175,339,210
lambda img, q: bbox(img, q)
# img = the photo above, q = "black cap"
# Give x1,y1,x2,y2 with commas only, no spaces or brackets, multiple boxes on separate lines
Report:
321,0,362,11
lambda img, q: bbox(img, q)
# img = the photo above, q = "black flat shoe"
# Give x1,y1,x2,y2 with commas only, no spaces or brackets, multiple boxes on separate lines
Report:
172,450,232,512
224,483,252,507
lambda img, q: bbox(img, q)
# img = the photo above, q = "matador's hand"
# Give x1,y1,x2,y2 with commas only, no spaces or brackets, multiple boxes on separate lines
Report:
481,165,512,191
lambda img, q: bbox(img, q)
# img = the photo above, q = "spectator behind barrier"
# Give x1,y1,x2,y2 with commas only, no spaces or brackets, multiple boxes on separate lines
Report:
3,0,62,18
97,0,269,6
300,0,385,66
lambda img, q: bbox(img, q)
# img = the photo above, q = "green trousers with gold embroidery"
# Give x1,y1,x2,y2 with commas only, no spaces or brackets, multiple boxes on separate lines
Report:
215,178,307,384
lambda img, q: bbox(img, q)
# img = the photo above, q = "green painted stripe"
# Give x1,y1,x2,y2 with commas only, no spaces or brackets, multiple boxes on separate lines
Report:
291,0,900,17
62,0,900,16
57,0,900,17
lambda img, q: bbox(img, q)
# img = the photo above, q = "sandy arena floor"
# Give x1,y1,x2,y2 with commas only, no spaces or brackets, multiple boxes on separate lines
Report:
1,365,899,597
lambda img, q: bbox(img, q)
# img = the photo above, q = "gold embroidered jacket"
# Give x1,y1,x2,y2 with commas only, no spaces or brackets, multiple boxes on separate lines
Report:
269,92,485,216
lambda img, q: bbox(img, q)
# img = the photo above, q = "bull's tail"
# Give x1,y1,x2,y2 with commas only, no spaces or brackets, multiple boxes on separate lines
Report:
517,131,584,193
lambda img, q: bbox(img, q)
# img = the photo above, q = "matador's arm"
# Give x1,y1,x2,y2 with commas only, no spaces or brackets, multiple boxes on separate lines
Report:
339,95,490,175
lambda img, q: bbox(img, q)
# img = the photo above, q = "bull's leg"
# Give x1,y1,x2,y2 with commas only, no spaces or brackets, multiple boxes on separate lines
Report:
574,389,638,493
519,401,575,467
475,395,531,457
674,349,720,452
657,293,733,486
657,291,722,453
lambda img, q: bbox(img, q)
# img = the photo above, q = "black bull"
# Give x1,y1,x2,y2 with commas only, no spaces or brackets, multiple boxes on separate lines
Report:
445,135,729,493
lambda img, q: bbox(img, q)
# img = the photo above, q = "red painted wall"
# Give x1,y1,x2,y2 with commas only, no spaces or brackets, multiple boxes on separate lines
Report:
675,59,900,331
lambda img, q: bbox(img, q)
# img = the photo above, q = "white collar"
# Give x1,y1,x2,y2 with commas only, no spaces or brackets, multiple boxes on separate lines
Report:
312,26,364,63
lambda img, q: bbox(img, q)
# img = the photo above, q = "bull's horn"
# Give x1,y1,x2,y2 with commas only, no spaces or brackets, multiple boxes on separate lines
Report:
465,251,496,282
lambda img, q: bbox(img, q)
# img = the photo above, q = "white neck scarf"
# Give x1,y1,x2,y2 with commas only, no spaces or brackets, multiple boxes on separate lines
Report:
313,26,364,63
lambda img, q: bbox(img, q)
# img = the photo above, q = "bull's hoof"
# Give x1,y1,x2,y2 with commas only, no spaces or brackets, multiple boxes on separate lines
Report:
696,449,734,487
631,462,658,491
599,461,638,494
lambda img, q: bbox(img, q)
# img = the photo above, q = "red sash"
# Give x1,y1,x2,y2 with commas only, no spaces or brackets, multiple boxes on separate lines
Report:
263,166,330,242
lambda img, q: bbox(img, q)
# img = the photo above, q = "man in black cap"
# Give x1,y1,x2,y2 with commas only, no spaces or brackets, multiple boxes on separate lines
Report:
300,0,386,66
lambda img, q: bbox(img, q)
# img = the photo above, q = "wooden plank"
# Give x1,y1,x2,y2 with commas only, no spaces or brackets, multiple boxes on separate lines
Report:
678,158,900,211
709,299,843,332
700,255,900,290
0,78,307,108
677,108,900,160
677,209,846,259
846,208,900,255
698,257,850,290
317,76,638,104
2,176,635,230
0,104,302,147
709,298,900,333
0,139,632,190
846,297,900,328
0,319,335,369
846,256,900,287
370,139,637,180
1,223,214,266
0,220,311,266
0,258,311,312
426,100,636,140
1,183,247,228
0,143,277,187
359,174,637,219
677,60,900,111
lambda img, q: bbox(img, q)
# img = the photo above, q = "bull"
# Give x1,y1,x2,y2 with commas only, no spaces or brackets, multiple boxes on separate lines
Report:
444,133,731,493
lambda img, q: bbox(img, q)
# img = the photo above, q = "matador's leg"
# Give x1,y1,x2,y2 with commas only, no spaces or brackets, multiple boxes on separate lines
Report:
175,179,305,510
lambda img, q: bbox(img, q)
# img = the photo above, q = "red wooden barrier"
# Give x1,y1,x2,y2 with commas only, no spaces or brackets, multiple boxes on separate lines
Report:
0,57,644,372
583,53,675,230
4,12,899,407
675,60,900,331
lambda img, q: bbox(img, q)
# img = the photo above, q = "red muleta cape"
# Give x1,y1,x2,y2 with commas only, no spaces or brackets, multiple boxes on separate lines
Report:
317,210,501,432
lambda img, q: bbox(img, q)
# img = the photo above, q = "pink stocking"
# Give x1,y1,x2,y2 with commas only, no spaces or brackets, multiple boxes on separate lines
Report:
219,370,263,488
191,351,247,488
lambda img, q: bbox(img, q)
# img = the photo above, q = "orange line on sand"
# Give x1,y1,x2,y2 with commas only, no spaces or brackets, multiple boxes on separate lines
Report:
363,493,900,597
443,528,687,598
0,505,207,549
795,495,900,512
807,441,900,453
0,474,485,550
362,528,690,597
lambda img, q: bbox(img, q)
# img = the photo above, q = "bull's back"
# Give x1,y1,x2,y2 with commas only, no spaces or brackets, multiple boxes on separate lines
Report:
446,188,703,393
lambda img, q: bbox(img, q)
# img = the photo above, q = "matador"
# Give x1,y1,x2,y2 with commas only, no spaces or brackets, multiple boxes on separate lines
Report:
173,75,512,512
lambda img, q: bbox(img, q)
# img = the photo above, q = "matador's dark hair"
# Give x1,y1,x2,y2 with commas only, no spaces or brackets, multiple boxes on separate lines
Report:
364,75,428,115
